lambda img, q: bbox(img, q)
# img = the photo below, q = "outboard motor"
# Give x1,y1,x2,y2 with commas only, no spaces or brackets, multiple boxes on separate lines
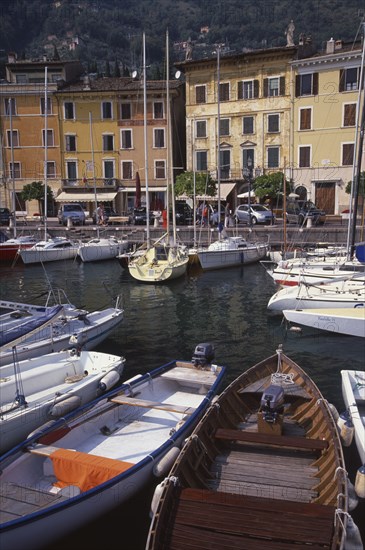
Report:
191,343,215,368
260,384,284,423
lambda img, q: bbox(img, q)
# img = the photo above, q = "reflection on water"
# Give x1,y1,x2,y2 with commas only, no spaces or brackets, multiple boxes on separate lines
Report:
1,258,364,549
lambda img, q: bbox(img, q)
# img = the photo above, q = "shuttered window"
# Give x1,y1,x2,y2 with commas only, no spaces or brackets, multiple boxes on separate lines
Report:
300,108,312,130
343,104,356,126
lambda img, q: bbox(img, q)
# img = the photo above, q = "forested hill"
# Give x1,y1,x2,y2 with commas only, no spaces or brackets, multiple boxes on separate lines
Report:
0,0,364,77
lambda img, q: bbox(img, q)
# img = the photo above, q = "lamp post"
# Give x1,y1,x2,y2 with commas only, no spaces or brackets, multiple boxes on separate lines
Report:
242,158,254,228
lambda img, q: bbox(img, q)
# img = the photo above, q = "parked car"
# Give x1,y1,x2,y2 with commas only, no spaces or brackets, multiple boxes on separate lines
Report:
286,200,326,226
131,207,154,225
0,207,12,226
175,202,193,225
57,203,86,226
92,206,118,225
234,204,275,225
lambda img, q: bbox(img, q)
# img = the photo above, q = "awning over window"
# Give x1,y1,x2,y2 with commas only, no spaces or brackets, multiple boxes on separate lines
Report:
178,182,236,201
237,190,256,198
55,192,117,202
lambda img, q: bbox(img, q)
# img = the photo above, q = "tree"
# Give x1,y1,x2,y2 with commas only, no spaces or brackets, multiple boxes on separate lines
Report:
345,171,365,198
252,171,289,209
20,181,53,217
174,171,217,199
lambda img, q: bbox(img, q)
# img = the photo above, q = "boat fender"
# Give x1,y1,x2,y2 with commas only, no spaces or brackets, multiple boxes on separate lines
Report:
355,465,365,499
340,419,354,447
153,446,180,478
98,370,120,393
149,478,167,518
26,420,59,441
347,476,359,511
327,402,339,423
337,410,350,434
49,395,82,417
344,515,363,550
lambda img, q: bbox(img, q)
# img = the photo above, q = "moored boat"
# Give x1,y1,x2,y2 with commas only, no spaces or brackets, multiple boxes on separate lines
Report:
146,345,357,550
283,306,365,337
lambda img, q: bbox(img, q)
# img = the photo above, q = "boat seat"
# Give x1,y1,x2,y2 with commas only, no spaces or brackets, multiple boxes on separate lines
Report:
109,395,196,415
214,428,328,451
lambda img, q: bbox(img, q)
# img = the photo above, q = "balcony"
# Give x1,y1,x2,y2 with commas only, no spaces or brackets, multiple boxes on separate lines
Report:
61,178,120,190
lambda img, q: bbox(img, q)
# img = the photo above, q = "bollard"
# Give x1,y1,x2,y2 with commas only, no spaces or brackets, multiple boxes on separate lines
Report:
67,217,73,229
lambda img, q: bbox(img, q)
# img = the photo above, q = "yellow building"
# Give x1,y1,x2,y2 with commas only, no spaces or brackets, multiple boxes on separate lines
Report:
290,38,364,213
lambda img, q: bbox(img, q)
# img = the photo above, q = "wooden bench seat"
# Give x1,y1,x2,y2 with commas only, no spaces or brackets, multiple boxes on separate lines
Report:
215,428,328,451
165,488,335,550
110,395,195,415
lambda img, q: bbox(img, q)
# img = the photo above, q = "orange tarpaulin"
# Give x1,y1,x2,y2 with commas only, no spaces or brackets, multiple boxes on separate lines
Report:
50,449,133,492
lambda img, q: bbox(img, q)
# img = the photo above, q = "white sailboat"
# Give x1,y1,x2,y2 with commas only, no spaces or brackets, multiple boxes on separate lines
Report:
128,31,189,283
283,306,365,337
77,113,128,262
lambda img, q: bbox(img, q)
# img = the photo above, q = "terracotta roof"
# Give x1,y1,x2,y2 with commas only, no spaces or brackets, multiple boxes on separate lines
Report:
57,77,181,93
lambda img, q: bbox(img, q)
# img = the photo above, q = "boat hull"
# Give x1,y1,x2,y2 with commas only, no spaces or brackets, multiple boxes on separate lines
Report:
78,238,127,262
283,307,365,337
197,241,268,270
341,369,365,464
20,247,78,264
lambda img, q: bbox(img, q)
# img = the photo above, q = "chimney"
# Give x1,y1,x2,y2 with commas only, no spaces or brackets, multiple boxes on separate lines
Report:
7,52,17,64
335,39,343,50
83,75,91,90
326,38,335,54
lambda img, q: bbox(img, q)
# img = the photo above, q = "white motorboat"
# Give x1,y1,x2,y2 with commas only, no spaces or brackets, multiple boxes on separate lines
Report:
0,297,124,366
341,369,365,466
19,237,79,264
78,236,128,262
0,349,125,454
0,343,225,550
197,235,269,270
268,277,365,312
283,306,365,337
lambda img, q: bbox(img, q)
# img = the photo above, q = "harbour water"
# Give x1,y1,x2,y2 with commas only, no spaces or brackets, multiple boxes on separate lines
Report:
0,258,364,549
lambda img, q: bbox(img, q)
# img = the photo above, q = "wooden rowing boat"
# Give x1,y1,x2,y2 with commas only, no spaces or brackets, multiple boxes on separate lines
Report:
146,345,358,550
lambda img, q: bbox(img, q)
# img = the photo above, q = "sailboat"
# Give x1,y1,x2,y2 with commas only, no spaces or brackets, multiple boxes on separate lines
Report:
194,46,269,271
77,113,128,262
18,67,80,265
128,31,189,283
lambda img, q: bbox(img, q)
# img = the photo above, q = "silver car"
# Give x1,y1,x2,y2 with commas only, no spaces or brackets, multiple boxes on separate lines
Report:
58,203,86,226
234,204,275,225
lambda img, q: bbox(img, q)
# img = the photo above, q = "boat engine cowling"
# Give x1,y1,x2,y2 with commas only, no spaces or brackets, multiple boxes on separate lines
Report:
260,384,285,423
191,343,215,367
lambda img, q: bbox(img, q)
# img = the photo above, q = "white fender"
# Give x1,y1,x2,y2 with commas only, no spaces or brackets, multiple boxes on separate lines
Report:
153,446,180,478
327,402,339,423
49,395,82,417
337,410,350,434
347,476,359,512
98,370,120,392
340,419,354,447
355,465,365,499
344,516,363,550
26,420,58,441
149,479,167,518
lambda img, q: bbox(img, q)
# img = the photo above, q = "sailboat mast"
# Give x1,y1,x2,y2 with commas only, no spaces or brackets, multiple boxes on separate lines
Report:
43,66,48,240
9,98,16,238
143,32,150,247
89,111,98,235
166,29,176,244
217,45,221,237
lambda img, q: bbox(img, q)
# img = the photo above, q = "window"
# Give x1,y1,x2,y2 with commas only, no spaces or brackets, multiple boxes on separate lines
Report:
219,150,230,179
340,68,359,91
65,134,76,152
122,161,133,179
42,129,54,147
102,101,112,119
342,143,354,166
196,120,207,138
103,160,114,179
299,108,312,130
9,162,21,179
66,160,77,181
220,118,230,137
195,85,206,104
46,161,56,178
242,116,254,134
103,134,114,152
6,130,19,147
242,149,255,170
219,82,230,101
4,98,16,115
154,128,165,148
40,97,52,115
64,102,75,120
299,146,311,167
16,74,27,83
121,129,132,149
120,103,131,120
153,101,164,119
196,151,208,171
264,77,285,97
343,104,356,127
295,73,318,96
267,114,280,133
155,160,166,179
238,80,258,100
267,146,279,168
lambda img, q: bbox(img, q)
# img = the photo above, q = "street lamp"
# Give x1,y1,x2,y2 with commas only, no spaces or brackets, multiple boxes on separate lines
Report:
242,158,254,228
